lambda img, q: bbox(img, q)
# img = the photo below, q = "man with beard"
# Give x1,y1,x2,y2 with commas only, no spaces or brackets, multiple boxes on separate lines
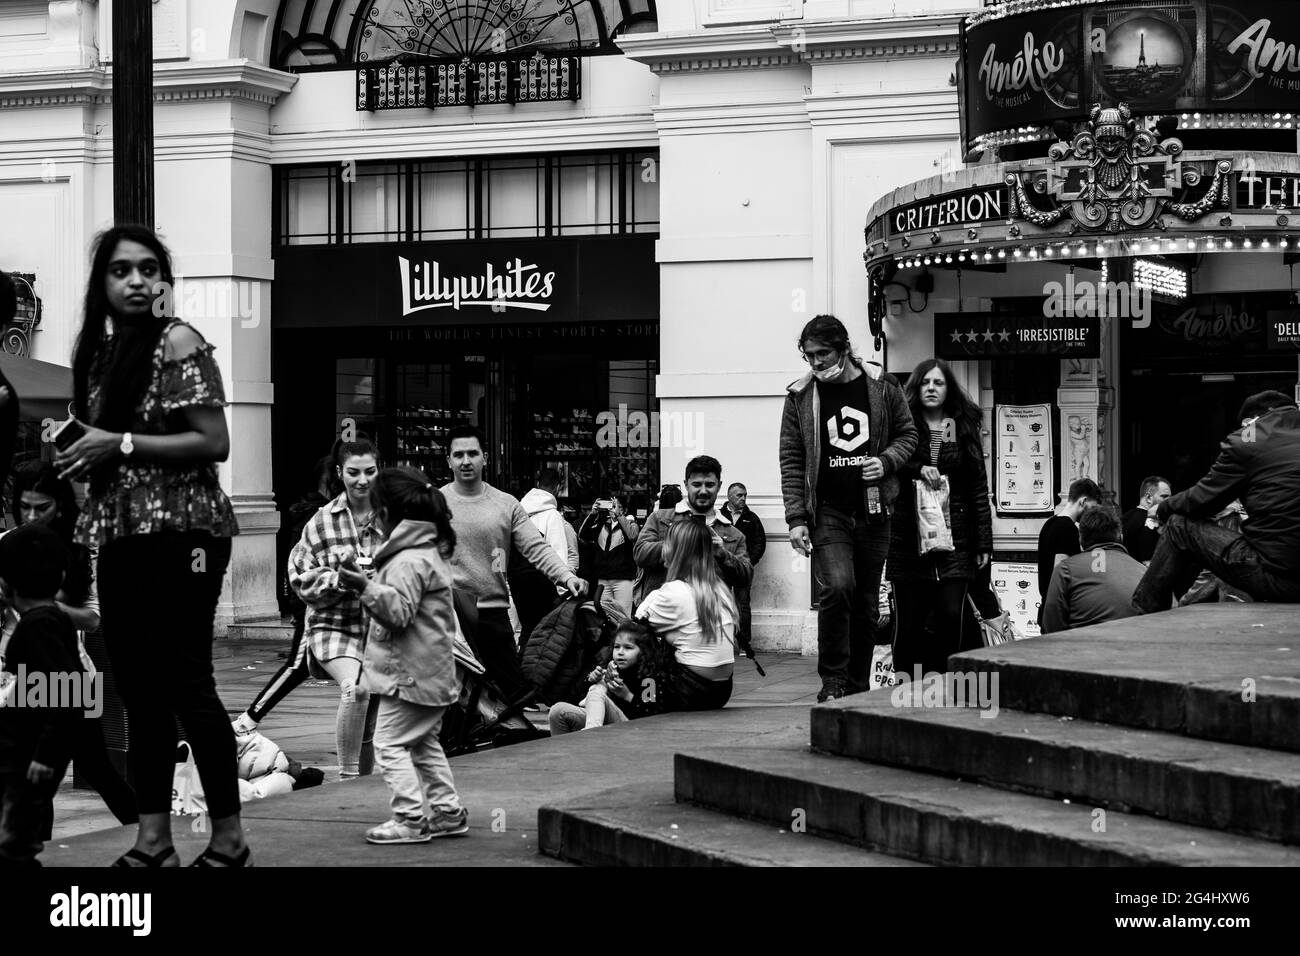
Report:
633,455,752,607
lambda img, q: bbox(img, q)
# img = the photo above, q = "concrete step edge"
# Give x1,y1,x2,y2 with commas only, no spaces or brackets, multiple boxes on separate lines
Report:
808,699,1300,844
951,654,1300,755
538,784,925,868
672,749,1300,866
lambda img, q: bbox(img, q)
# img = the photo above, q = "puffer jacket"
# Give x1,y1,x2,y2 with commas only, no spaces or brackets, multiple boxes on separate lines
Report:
359,519,458,707
887,420,993,582
779,360,919,529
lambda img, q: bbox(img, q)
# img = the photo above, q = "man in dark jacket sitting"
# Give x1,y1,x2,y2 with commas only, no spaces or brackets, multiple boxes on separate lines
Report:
1042,507,1146,633
1133,391,1300,612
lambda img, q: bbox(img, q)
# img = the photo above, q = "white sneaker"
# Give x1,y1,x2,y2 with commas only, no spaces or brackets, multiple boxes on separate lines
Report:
428,806,469,838
231,712,258,735
365,818,433,844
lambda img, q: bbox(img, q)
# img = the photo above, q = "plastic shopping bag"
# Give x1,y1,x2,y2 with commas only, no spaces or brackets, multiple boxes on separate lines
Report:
868,643,896,691
171,741,208,816
915,477,954,554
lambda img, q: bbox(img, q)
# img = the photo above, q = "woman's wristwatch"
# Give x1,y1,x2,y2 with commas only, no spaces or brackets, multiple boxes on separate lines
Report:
120,432,135,458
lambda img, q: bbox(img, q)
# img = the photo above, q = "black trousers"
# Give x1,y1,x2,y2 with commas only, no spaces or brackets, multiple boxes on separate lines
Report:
247,612,309,724
98,531,239,819
892,579,980,679
509,570,561,646
476,607,530,701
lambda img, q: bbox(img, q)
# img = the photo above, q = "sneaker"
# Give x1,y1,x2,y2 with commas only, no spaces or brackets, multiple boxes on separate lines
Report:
816,679,846,703
231,712,258,735
365,818,433,844
428,806,469,838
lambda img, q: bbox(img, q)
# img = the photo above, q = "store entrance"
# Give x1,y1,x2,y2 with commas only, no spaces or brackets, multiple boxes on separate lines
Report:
1121,365,1298,505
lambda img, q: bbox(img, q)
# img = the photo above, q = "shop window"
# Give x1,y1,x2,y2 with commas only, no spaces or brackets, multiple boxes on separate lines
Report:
282,168,336,245
344,164,405,243
414,160,474,240
275,150,659,245
336,358,385,461
554,154,617,236
627,150,660,234
484,157,545,239
605,359,657,499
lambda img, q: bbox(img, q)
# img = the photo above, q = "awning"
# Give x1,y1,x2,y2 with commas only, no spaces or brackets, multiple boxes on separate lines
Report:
0,352,73,422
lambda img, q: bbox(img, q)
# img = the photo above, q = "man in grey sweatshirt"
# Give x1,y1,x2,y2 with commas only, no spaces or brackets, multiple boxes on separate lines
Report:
441,426,585,698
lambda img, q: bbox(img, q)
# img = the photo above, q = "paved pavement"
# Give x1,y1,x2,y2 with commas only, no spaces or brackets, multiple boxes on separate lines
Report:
49,637,822,856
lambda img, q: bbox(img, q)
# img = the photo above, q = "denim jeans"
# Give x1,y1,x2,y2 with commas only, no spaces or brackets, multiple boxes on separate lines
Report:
812,504,890,689
373,695,460,824
598,579,635,619
547,687,628,735
1133,515,1300,612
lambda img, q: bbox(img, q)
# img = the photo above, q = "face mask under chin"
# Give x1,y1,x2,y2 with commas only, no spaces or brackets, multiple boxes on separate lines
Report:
812,359,845,382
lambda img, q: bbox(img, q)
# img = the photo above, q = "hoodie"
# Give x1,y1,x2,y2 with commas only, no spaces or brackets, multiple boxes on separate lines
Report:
359,519,458,707
520,487,577,571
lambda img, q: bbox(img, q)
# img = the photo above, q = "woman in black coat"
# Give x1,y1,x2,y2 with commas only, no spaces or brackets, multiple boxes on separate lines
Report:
887,358,993,678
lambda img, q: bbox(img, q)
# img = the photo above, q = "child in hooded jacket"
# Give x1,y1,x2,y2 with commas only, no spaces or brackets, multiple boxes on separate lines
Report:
337,467,467,845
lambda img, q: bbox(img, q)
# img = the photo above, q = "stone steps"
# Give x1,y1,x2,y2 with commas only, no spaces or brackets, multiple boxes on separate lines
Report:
672,742,1300,867
811,693,1300,844
951,604,1300,752
539,783,927,867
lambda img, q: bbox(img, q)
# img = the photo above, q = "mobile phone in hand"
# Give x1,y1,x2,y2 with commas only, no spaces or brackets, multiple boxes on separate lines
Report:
52,418,86,452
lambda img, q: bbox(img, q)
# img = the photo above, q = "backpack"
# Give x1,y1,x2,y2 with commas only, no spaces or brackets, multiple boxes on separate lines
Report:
519,591,618,706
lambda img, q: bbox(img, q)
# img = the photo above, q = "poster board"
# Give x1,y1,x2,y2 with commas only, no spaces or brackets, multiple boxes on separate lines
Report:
990,562,1041,639
996,404,1053,515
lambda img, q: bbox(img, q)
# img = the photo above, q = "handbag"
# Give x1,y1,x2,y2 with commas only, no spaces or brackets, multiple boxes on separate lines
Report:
966,593,1027,648
915,477,954,554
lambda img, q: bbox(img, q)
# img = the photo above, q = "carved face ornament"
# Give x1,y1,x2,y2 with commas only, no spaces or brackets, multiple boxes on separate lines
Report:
1092,108,1133,189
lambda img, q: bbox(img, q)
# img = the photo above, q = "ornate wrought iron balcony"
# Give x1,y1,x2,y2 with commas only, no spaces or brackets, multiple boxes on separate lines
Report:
357,53,581,110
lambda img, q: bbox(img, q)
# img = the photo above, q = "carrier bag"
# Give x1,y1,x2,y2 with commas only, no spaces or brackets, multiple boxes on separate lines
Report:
171,741,208,816
915,477,954,554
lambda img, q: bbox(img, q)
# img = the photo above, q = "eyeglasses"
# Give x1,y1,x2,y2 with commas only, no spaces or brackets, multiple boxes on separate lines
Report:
801,349,837,365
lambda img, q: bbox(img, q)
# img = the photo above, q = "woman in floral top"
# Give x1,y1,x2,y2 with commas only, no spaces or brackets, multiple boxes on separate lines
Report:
54,225,248,868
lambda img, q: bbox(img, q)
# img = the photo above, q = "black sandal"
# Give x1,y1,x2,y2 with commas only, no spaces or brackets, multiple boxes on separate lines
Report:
112,846,178,868
189,845,253,868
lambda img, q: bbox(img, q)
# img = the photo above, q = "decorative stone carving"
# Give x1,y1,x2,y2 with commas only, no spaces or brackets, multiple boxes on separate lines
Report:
1006,103,1231,234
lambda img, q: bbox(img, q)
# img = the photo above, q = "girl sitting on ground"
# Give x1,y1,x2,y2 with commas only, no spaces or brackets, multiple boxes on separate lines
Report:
336,467,468,845
549,620,663,735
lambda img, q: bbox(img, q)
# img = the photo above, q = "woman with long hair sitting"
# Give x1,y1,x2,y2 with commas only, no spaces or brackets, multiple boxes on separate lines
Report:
635,519,737,711
55,224,247,867
887,358,993,678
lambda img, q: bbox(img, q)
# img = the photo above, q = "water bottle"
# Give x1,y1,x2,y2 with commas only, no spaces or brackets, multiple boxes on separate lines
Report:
867,485,882,515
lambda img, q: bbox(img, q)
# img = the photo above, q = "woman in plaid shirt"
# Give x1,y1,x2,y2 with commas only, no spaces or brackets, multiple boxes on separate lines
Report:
288,439,386,779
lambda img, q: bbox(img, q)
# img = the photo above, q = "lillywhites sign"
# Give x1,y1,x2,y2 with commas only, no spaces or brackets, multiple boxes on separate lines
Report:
398,256,557,315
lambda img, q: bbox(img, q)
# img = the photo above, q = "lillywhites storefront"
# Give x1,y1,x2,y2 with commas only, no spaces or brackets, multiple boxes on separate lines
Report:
273,232,660,516
865,0,1300,633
